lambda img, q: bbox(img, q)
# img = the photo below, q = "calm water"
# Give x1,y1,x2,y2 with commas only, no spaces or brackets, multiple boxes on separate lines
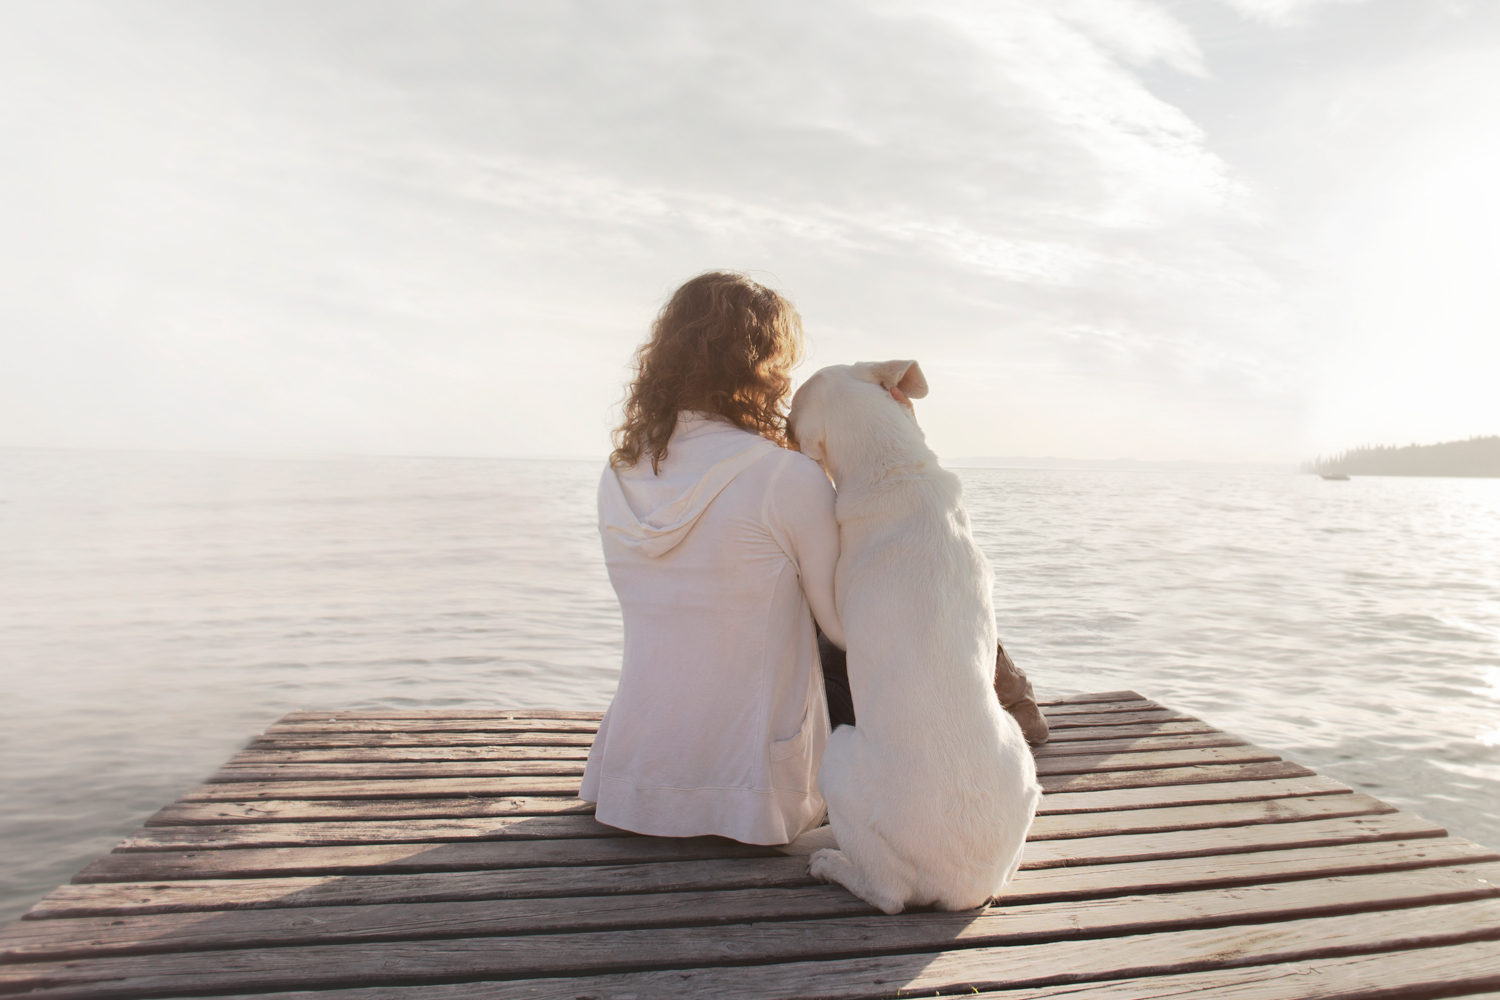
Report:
2,448,1498,922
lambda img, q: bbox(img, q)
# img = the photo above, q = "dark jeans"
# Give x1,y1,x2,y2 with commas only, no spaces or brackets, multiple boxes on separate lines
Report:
817,627,857,729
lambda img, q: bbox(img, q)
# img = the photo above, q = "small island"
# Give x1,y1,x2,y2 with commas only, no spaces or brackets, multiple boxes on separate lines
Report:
1308,435,1500,478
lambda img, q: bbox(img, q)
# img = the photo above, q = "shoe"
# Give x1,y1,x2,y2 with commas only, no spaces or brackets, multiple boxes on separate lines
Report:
993,641,1049,746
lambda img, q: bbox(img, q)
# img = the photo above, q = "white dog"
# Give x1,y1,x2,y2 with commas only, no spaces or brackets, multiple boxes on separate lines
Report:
785,360,1041,914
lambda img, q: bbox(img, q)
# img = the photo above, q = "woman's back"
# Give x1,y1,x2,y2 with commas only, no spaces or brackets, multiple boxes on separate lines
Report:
583,413,838,845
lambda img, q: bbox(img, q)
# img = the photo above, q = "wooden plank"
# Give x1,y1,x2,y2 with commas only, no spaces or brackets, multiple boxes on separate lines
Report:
1007,835,1500,903
1039,775,1353,814
1043,760,1316,792
1040,698,1168,717
26,857,821,918
1022,719,1218,742
6,891,1498,998
263,719,601,735
119,815,627,850
73,808,1442,883
180,777,585,800
8,861,1498,968
964,941,1500,1000
1034,746,1282,776
71,836,782,883
1045,708,1197,728
1041,690,1146,705
208,760,590,782
228,731,1244,767
278,709,605,722
146,796,600,827
1021,812,1445,869
31,836,1494,920
1031,732,1249,757
173,760,1317,802
1029,794,1392,841
244,722,1215,752
264,706,1188,735
144,775,1352,827
226,746,595,764
270,700,1137,723
117,794,1392,852
248,732,600,749
157,941,1500,1000
203,747,1280,785
0,885,876,961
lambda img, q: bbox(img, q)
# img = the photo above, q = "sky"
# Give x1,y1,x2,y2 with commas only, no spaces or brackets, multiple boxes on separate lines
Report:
1,0,1497,463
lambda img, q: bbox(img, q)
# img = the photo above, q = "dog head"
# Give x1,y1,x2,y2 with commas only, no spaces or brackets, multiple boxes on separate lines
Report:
789,360,928,484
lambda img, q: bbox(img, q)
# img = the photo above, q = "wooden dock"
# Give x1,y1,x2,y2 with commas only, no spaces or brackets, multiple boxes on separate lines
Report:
4,690,1499,999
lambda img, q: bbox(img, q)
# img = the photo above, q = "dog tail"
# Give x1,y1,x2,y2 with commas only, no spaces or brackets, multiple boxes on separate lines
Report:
778,824,839,857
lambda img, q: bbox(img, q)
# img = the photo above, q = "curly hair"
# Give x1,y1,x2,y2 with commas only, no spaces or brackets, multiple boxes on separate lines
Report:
611,271,805,472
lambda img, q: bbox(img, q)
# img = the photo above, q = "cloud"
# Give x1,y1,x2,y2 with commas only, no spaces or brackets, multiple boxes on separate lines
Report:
0,0,1316,461
1216,0,1370,27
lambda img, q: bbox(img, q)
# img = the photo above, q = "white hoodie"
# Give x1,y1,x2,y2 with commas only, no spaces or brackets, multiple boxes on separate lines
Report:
582,413,843,845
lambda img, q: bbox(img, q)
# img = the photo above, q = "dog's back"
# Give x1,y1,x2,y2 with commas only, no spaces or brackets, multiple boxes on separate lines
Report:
788,361,1040,913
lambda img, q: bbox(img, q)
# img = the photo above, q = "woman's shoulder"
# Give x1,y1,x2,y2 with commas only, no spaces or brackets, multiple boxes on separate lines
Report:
763,447,834,502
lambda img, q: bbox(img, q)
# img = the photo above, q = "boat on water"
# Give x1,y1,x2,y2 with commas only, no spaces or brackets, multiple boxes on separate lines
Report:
1320,473,1351,481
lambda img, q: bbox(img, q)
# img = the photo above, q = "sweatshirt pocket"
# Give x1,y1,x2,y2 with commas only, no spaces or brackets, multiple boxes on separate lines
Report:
769,711,813,792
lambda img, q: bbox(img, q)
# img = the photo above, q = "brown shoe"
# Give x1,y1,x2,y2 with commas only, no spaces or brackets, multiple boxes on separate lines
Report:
993,641,1049,746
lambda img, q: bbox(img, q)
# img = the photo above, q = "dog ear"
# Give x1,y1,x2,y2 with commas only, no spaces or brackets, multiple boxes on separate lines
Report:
865,359,929,399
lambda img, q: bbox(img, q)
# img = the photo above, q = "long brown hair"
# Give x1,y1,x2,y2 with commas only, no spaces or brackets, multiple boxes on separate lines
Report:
611,272,805,471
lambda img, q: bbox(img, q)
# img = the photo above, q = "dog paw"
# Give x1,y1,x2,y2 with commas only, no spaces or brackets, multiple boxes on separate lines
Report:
807,847,840,882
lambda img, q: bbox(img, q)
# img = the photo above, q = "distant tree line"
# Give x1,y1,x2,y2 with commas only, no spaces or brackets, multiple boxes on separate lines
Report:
1307,435,1500,478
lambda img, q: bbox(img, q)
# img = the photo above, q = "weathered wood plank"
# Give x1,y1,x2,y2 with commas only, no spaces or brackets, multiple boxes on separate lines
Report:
1039,775,1352,814
142,941,1500,1000
174,760,1317,803
204,745,1278,784
208,760,591,782
1037,745,1281,775
263,706,1191,736
248,732,600,750
268,696,1140,725
1044,708,1197,728
1032,732,1249,757
227,747,595,765
246,720,1217,752
2,885,876,961
6,892,1498,998
31,836,1494,920
119,814,627,850
263,719,602,735
146,796,600,827
1015,719,1218,742
1041,690,1146,705
278,709,606,722
230,731,1243,767
970,941,1500,1000
1042,760,1316,793
1021,811,1445,869
181,777,585,800
146,775,1350,827
75,808,1442,883
117,794,1391,852
1040,698,1167,717
267,696,1144,728
72,836,781,883
8,862,1498,968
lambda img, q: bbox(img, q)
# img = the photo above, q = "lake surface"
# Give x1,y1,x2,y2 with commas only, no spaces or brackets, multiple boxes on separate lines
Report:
2,448,1498,922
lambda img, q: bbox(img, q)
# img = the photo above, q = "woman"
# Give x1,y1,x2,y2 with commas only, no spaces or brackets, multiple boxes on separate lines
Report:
579,271,844,846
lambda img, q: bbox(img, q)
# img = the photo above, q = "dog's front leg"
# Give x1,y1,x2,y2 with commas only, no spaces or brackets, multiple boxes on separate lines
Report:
808,848,905,915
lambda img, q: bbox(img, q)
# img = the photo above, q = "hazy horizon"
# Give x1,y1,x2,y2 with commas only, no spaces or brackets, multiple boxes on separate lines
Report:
4,1,1498,464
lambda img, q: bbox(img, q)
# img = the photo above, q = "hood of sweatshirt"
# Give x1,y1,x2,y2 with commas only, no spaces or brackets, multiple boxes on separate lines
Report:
600,413,780,558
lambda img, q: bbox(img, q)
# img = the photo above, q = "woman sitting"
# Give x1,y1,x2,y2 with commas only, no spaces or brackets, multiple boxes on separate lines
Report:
580,271,843,846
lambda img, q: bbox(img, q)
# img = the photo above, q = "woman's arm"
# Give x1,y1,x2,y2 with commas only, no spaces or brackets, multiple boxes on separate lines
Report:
768,453,845,650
